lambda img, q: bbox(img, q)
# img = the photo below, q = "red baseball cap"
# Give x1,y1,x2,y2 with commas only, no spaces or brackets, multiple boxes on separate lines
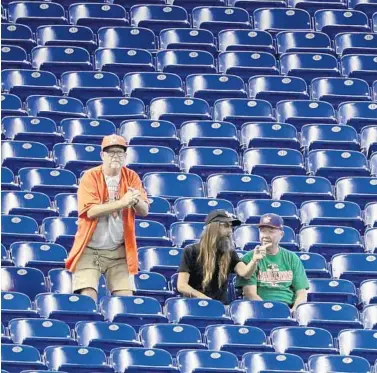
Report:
101,134,128,151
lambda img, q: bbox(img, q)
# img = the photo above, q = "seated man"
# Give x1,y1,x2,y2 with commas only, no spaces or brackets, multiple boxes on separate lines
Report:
236,213,309,312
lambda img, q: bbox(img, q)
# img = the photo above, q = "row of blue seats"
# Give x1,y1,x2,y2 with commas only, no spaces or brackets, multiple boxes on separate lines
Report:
2,3,377,35
3,70,377,109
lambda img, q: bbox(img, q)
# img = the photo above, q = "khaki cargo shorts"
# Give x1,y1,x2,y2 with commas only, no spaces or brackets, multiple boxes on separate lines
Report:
72,245,135,294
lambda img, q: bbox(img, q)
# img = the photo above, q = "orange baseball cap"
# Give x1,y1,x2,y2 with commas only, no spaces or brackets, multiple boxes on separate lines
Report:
101,134,128,151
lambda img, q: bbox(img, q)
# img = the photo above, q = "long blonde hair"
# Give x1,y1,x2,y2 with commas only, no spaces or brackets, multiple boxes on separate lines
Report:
197,222,232,290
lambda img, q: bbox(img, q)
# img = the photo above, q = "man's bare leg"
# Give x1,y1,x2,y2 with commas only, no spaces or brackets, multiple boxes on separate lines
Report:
112,290,133,297
80,287,98,302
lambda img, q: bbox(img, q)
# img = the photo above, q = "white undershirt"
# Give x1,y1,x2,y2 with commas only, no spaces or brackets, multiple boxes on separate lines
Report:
88,174,124,250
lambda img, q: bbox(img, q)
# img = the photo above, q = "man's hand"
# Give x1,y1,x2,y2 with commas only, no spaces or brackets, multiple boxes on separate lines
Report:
119,188,141,209
253,243,272,261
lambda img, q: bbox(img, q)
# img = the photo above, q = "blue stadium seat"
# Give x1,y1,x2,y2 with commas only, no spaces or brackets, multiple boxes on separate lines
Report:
2,69,62,101
205,325,272,358
32,46,92,78
69,3,129,32
123,72,184,105
234,224,298,251
2,116,63,151
44,346,112,372
249,75,309,108
165,297,231,331
1,191,57,224
2,243,12,267
271,326,337,362
1,45,31,70
75,320,140,354
130,5,189,34
1,215,43,249
98,26,156,50
374,80,377,99
288,0,346,15
140,323,205,357
315,10,370,39
10,242,66,275
2,23,35,53
361,126,377,158
295,252,330,278
9,318,75,352
308,278,358,304
192,6,252,35
179,146,242,180
26,95,87,124
1,167,19,191
1,267,46,300
173,0,226,10
350,0,377,17
301,200,363,232
143,172,205,201
113,0,166,9
19,167,78,199
308,354,371,373
336,177,377,209
125,145,179,176
1,291,38,326
311,77,371,108
207,174,270,205
218,29,275,54
276,31,333,54
341,55,377,84
120,119,179,151
87,97,146,127
36,293,103,327
174,197,234,222
365,202,377,228
242,352,306,373
1,322,11,343
111,347,178,373
2,140,54,174
60,118,116,145
61,71,122,104
338,102,377,132
170,222,204,247
42,217,77,249
136,219,172,247
218,51,279,82
1,93,27,117
276,100,337,131
240,122,299,150
237,199,300,232
335,32,377,56
150,97,211,128
230,300,297,334
296,302,362,337
2,344,47,373
365,227,377,252
177,350,240,373
243,148,305,183
8,1,67,31
94,48,155,78
280,53,341,85
301,124,359,153
53,143,101,177
371,152,377,175
160,28,216,55
338,329,377,364
156,50,216,80
142,196,176,227
36,25,97,52
300,225,364,260
331,253,377,286
101,296,167,330
134,272,173,304
138,247,183,278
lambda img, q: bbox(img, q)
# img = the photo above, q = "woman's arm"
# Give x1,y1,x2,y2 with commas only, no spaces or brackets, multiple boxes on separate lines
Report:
177,272,211,299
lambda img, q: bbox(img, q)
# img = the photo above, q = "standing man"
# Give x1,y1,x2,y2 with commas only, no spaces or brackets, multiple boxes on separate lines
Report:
236,214,309,312
66,134,149,302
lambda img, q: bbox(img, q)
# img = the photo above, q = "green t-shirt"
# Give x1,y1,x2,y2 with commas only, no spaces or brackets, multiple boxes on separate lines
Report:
236,247,309,305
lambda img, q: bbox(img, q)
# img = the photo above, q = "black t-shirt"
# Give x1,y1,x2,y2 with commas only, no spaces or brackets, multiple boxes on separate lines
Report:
178,243,241,304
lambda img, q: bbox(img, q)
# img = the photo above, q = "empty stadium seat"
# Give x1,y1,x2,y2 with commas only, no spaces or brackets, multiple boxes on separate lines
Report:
218,51,279,82
295,252,330,278
192,6,252,35
277,31,333,54
308,354,371,373
1,167,20,191
134,272,173,304
1,93,27,117
361,126,377,158
69,3,129,32
36,25,97,52
308,278,358,304
1,244,12,267
350,0,377,17
338,102,377,132
142,196,176,227
32,46,92,78
363,304,377,329
365,227,377,252
335,32,377,56
130,5,189,34
75,320,140,353
1,291,38,326
365,202,377,228
135,219,172,247
53,143,101,177
19,167,78,199
42,217,77,249
1,45,31,71
10,242,66,275
170,222,204,247
289,0,346,15
341,55,377,84
2,344,47,373
2,23,35,52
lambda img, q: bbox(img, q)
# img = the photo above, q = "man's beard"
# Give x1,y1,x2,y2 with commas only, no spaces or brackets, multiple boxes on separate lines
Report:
217,235,234,254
